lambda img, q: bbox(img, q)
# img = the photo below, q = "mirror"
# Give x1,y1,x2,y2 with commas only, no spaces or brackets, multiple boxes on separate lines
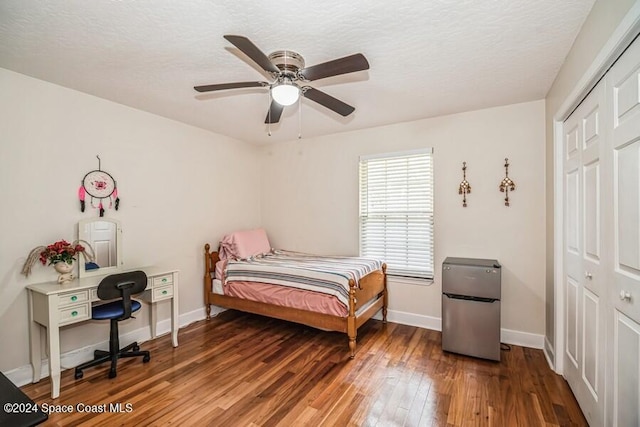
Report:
77,218,123,278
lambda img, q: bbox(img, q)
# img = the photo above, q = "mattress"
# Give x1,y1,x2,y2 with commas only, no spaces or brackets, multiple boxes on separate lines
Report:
213,278,224,295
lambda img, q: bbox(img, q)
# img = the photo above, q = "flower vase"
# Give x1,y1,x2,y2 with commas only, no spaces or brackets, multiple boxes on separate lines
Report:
53,261,75,284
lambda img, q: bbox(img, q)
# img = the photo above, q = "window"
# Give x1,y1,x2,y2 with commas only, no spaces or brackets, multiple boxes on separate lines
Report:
359,148,434,279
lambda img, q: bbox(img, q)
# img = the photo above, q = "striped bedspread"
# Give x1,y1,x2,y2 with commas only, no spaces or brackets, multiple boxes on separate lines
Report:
225,250,383,308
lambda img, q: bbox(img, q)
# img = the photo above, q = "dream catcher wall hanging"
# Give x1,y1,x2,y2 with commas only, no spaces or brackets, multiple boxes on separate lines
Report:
78,156,120,216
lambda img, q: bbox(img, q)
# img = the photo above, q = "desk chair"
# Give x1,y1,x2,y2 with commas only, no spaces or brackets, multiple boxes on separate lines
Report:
74,270,151,380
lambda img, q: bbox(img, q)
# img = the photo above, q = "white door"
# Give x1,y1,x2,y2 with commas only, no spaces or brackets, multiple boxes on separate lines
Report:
607,34,640,427
563,79,607,427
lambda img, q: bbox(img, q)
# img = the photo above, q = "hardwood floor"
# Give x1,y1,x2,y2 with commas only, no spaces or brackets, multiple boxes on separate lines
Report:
21,310,587,426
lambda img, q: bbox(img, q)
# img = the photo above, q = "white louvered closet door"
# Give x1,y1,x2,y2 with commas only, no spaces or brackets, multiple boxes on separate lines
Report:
563,79,607,427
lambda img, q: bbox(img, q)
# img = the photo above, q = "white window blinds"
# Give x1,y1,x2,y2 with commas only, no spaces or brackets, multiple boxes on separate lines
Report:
359,149,434,279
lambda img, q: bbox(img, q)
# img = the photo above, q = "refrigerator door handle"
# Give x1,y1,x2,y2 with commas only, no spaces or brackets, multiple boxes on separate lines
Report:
443,293,498,303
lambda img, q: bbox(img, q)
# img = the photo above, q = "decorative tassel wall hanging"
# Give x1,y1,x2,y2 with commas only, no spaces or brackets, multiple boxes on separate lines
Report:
499,158,516,206
458,161,471,207
78,155,120,217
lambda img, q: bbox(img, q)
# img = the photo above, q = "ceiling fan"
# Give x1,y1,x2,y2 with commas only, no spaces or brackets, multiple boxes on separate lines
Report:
194,35,370,124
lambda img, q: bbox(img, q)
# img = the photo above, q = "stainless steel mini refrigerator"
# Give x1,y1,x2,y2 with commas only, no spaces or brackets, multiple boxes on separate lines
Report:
442,257,501,361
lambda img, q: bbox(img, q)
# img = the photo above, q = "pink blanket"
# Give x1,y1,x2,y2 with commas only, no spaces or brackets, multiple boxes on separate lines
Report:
224,280,348,317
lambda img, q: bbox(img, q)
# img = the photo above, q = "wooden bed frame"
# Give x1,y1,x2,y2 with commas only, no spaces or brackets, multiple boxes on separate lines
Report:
203,243,387,358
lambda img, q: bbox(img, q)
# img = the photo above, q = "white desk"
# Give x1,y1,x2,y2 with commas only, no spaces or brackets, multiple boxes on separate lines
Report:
27,267,179,399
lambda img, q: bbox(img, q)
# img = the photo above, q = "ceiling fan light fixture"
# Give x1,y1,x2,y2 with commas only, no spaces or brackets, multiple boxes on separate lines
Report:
271,80,299,106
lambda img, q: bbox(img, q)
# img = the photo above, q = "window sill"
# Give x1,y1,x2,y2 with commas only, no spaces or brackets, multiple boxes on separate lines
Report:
387,275,434,286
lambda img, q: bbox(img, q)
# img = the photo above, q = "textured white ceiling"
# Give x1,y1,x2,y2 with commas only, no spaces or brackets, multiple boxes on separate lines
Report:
0,0,595,144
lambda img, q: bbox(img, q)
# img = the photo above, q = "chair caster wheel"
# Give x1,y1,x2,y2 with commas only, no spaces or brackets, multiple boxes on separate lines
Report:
133,345,140,352
109,370,117,379
74,371,83,380
143,355,150,363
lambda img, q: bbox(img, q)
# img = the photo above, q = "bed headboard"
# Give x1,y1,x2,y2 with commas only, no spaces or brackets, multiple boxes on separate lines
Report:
204,243,220,277
203,243,221,319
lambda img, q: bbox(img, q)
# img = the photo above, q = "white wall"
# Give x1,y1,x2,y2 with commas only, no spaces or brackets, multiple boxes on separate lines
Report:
0,68,262,372
261,100,546,337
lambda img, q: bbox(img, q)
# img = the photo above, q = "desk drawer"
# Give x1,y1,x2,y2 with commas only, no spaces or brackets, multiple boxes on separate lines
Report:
153,274,173,287
58,290,89,308
59,303,90,325
153,285,173,301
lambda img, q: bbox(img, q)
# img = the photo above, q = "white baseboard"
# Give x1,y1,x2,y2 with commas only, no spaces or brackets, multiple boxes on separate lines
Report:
543,336,556,372
374,308,544,349
500,327,544,349
5,307,208,388
373,308,442,331
6,305,545,387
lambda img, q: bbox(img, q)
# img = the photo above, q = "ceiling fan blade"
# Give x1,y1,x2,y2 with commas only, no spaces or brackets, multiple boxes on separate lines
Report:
299,53,369,81
265,100,285,124
194,81,268,92
302,87,355,116
224,35,280,75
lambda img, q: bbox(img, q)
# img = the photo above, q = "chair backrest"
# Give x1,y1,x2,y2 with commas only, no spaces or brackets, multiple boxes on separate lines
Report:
97,270,147,320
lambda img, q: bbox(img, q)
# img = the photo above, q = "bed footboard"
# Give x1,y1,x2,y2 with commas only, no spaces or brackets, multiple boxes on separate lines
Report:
347,264,387,358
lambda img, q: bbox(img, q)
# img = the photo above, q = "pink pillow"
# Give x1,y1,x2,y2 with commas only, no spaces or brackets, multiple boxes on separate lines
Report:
219,228,271,260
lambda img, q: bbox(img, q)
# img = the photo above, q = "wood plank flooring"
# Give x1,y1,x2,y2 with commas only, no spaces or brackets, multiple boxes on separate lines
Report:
21,310,588,426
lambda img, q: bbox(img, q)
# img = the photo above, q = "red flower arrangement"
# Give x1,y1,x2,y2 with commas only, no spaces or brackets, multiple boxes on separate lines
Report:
39,240,85,266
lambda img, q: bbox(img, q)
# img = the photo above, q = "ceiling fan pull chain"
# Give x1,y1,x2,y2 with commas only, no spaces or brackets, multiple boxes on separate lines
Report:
268,89,272,136
298,98,302,139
